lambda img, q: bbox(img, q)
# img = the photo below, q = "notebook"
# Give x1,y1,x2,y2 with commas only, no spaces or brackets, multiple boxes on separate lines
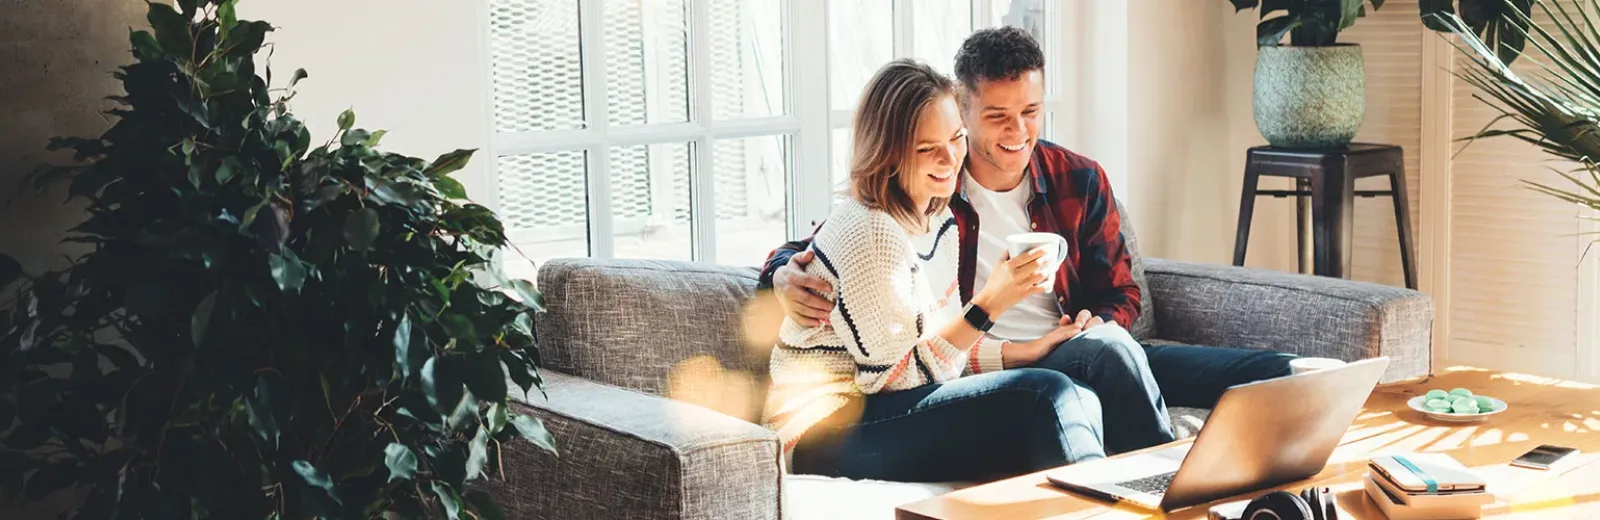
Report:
1369,453,1486,495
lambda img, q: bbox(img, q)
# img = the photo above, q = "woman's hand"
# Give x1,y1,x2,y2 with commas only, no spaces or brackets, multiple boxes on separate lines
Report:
1002,310,1094,368
971,248,1049,315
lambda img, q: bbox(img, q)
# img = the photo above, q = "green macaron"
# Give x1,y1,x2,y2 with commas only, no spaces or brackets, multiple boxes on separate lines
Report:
1425,398,1453,411
1450,396,1480,414
1425,389,1449,401
1449,388,1473,398
1473,395,1495,411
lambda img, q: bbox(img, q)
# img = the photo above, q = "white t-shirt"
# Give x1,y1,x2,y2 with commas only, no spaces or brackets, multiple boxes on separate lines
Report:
964,170,1063,341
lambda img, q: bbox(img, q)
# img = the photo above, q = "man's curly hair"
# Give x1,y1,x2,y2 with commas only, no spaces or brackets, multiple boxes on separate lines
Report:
954,26,1045,93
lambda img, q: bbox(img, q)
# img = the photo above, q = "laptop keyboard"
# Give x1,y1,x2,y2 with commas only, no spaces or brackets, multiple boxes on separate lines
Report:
1116,472,1178,495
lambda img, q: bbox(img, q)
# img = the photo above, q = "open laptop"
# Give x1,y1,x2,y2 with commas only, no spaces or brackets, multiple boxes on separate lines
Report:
1046,356,1390,512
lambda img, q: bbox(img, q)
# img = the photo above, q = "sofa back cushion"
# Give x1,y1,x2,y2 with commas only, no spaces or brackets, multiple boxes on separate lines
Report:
1116,199,1157,340
535,259,771,421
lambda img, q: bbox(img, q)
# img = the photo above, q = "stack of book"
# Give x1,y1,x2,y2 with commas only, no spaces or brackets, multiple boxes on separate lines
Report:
1364,454,1494,519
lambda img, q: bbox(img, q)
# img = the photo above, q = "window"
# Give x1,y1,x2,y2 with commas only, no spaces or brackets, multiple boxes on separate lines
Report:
486,0,1066,274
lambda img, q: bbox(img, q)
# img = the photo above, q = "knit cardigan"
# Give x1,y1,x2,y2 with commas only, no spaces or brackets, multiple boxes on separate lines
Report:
762,199,1005,456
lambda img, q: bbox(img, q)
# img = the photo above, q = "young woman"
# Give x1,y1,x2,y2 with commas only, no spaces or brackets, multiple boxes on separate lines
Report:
762,59,1106,483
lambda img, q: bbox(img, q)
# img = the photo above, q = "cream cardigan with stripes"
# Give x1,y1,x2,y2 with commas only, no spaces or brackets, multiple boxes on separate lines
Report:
762,199,1005,456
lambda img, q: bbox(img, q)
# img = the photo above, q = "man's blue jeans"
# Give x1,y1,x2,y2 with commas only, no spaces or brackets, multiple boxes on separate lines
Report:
790,369,1107,482
1033,324,1296,454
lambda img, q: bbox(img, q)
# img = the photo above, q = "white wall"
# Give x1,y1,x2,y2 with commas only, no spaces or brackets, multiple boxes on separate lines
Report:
1081,2,1298,270
1076,0,1130,199
0,0,147,277
237,0,494,199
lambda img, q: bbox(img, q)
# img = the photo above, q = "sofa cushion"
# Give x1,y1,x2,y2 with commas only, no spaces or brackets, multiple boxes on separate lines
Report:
1169,406,1210,440
1114,200,1156,341
536,259,771,422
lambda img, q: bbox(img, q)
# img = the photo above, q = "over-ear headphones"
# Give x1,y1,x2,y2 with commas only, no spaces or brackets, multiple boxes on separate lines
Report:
1241,487,1337,520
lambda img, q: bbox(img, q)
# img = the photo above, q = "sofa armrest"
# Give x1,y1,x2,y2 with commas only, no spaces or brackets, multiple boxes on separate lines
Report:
1145,259,1433,383
483,371,781,520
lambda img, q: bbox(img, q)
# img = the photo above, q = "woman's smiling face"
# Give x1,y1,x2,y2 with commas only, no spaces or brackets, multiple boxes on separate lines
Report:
899,94,968,210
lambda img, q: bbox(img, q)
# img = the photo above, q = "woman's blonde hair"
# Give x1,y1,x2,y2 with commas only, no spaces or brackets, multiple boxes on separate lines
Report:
849,59,960,230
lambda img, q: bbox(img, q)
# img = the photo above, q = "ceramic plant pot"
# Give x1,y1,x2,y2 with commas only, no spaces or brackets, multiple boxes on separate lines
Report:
1253,44,1365,149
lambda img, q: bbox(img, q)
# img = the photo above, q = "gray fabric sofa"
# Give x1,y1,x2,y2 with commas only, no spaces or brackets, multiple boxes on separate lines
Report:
483,215,1433,519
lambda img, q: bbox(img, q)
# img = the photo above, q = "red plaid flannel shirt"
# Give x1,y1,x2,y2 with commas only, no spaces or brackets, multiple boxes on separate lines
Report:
759,140,1142,329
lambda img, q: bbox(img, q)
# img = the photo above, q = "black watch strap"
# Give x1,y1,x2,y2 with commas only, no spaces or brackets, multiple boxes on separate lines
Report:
963,302,994,332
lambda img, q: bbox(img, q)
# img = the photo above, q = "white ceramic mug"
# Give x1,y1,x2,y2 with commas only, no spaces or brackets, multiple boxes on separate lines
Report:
1006,232,1069,286
1290,357,1347,375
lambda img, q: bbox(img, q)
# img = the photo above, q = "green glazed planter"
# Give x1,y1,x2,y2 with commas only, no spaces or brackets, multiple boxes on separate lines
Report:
1253,44,1365,149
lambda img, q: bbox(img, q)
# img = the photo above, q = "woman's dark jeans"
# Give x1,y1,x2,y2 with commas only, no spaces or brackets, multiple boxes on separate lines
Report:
790,368,1106,482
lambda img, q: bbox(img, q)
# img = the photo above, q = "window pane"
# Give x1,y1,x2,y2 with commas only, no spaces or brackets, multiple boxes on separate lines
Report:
831,128,855,207
992,0,1053,96
709,0,787,120
911,0,972,75
498,151,590,266
611,143,693,260
714,135,789,265
490,0,585,132
831,127,851,192
606,0,691,126
828,1,892,111
992,0,1047,44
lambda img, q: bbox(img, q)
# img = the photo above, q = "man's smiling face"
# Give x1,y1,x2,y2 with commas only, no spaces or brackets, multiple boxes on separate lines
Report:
963,68,1045,176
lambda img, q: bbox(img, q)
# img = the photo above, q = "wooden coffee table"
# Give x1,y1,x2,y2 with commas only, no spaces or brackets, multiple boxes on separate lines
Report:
897,365,1600,519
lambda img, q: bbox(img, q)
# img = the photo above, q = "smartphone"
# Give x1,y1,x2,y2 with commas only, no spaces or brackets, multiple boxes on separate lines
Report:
1511,444,1578,470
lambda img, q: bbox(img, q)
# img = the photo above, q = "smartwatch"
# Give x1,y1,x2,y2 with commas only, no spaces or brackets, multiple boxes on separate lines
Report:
962,302,995,332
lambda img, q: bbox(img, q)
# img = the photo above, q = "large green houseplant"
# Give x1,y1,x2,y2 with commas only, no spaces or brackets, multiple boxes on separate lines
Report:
0,0,551,518
1443,0,1600,214
1229,0,1387,148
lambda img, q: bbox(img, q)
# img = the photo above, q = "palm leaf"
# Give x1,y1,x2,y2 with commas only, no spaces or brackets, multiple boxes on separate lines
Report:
1541,164,1600,202
1446,0,1600,213
1510,2,1600,106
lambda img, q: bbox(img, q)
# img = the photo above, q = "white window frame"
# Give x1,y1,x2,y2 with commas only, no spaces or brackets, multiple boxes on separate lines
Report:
479,0,1074,264
482,0,825,264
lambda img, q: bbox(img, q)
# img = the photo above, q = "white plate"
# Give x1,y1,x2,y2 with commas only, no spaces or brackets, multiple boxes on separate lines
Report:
1406,395,1508,423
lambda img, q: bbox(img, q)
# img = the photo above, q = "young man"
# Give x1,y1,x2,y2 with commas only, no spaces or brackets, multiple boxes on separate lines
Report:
759,27,1294,455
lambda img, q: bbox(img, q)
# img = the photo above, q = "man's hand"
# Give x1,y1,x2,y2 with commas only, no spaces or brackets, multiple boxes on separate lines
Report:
774,250,835,327
1000,310,1102,368
1060,309,1105,332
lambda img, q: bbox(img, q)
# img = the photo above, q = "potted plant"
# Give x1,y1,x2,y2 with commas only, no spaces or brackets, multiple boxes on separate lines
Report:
1443,2,1600,212
0,0,550,518
1228,0,1387,149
